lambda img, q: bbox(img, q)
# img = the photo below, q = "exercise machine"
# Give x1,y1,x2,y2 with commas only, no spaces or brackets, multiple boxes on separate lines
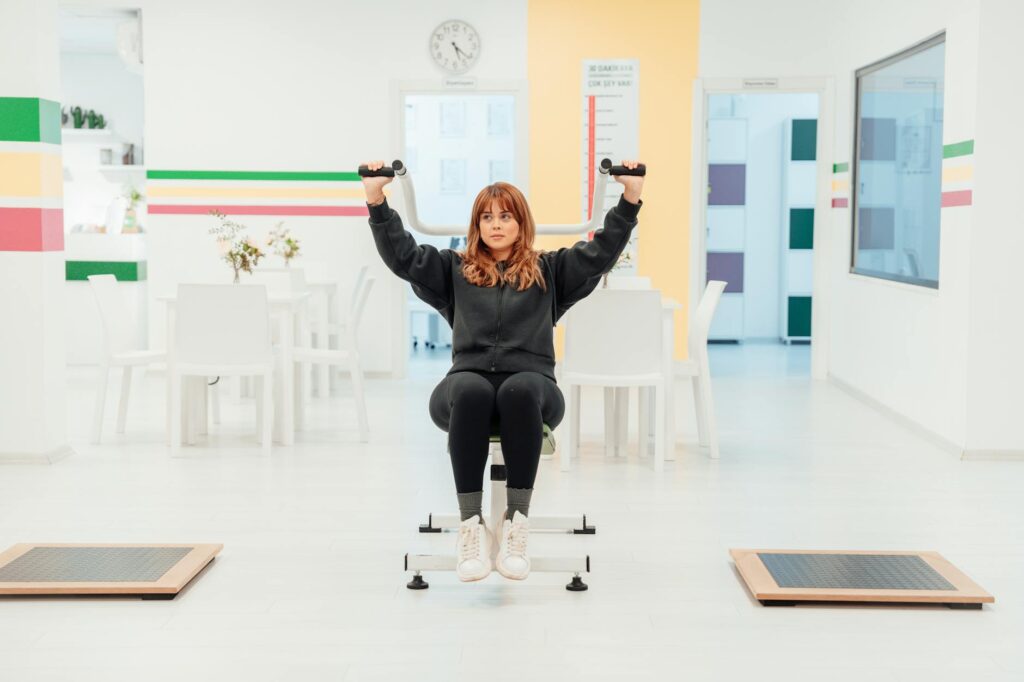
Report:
359,159,645,590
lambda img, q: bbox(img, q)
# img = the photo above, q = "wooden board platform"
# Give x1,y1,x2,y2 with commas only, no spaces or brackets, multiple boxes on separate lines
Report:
0,543,222,599
731,549,994,608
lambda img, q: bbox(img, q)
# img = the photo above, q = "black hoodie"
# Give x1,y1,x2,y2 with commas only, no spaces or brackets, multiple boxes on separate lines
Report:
368,195,641,381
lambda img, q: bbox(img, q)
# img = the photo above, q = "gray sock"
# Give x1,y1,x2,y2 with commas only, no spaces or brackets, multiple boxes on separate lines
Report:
457,491,483,522
506,487,533,520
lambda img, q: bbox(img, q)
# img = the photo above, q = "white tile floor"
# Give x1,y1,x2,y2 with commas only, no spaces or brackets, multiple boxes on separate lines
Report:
2,342,1023,681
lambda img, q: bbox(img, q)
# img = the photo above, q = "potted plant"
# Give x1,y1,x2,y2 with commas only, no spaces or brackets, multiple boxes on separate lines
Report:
266,222,300,266
209,210,265,283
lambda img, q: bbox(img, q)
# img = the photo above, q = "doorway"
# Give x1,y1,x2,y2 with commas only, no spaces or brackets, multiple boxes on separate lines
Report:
691,78,834,380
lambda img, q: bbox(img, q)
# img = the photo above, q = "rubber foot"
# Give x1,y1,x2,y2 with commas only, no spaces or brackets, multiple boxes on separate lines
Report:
566,576,588,592
407,575,429,590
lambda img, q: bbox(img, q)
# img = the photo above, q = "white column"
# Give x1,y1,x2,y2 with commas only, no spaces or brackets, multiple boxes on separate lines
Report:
0,0,71,463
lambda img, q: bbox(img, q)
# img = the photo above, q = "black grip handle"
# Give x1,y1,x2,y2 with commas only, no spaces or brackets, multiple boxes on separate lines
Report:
600,158,646,176
358,159,405,177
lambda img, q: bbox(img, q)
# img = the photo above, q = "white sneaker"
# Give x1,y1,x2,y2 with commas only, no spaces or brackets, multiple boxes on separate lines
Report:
496,511,531,580
456,515,491,582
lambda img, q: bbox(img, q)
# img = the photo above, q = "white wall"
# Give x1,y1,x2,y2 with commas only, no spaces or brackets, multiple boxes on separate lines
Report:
964,0,1024,453
700,0,982,450
73,0,527,375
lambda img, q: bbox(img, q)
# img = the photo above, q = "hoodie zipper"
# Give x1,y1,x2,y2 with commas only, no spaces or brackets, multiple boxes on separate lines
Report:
491,279,504,372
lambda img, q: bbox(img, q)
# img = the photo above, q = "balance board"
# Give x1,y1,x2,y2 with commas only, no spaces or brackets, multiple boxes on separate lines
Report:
0,543,222,599
731,549,993,609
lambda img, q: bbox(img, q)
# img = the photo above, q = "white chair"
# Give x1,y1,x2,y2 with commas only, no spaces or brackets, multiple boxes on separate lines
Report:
88,274,165,444
676,280,726,459
598,274,652,456
561,289,668,471
321,265,369,390
170,284,274,454
292,277,375,442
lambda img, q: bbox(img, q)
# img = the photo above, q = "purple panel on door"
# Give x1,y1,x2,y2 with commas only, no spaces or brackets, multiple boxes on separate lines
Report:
707,252,744,293
708,164,746,205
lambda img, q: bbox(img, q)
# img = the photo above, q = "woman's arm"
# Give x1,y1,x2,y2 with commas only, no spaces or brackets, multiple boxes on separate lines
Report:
362,161,453,311
549,160,645,311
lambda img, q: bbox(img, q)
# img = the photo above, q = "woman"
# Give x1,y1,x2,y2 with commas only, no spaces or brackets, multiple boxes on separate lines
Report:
362,160,645,582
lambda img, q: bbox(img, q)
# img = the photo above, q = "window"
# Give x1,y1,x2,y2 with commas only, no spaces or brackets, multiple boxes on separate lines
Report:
852,33,945,288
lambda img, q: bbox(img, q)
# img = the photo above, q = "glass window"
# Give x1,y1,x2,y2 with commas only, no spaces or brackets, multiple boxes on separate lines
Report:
852,34,945,288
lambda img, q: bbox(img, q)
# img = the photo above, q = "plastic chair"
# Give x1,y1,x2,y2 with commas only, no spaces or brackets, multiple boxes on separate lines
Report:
561,289,668,471
676,280,726,459
88,274,165,444
292,277,375,442
170,284,274,453
320,265,369,390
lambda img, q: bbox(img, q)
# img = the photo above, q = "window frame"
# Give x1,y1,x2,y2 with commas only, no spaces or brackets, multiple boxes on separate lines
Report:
850,31,946,289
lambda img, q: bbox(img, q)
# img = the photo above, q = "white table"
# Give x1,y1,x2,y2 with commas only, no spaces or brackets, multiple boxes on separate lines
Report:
160,290,310,447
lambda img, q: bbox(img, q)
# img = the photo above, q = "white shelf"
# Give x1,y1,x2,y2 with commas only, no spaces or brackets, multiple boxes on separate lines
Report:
97,165,145,174
62,128,123,143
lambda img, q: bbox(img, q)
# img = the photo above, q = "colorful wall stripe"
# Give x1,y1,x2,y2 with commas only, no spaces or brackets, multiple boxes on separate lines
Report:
0,207,63,251
0,97,63,252
831,162,849,208
65,260,147,282
941,139,974,208
146,169,370,217
832,141,974,211
0,98,62,145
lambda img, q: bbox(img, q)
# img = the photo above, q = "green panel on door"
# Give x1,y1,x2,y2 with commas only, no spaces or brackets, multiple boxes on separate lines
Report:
791,119,817,161
788,296,812,338
789,208,814,249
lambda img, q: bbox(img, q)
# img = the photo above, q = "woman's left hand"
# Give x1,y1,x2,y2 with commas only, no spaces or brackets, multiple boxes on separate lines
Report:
613,160,644,204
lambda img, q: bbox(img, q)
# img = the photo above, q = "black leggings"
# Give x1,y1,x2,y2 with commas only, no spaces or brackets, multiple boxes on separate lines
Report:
429,371,565,493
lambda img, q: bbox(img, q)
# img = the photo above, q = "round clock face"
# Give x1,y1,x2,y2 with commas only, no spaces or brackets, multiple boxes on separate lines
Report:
430,20,480,74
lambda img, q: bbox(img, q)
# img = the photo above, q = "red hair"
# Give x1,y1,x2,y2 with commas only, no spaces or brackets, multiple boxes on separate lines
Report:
460,182,546,291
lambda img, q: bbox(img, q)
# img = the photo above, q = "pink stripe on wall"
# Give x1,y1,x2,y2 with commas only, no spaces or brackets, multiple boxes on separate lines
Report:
148,204,370,217
831,198,848,208
0,207,64,251
941,190,973,207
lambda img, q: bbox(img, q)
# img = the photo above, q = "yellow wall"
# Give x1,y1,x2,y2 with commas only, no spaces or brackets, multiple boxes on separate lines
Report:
528,0,700,359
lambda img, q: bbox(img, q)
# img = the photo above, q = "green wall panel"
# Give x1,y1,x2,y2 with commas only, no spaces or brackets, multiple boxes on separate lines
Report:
788,296,812,338
791,119,817,161
66,260,147,282
789,208,815,249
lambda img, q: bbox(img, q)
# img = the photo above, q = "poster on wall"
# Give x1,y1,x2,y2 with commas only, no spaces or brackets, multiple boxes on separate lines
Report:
581,59,639,272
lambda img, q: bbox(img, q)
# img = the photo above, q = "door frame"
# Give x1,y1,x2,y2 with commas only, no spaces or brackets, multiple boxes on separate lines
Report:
689,76,835,379
386,80,530,379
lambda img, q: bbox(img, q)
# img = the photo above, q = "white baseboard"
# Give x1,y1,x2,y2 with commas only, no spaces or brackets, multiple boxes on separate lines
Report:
827,375,965,458
0,445,74,465
961,449,1024,461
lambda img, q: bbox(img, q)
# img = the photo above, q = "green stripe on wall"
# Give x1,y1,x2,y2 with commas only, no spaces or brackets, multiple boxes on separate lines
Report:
147,170,362,182
943,140,974,159
0,97,62,144
66,260,147,282
832,162,849,173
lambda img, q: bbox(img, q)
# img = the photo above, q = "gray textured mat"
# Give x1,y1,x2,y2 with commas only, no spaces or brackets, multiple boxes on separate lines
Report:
0,547,193,583
758,553,956,591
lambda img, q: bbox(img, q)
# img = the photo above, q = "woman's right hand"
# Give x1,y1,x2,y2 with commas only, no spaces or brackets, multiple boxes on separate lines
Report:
361,160,392,206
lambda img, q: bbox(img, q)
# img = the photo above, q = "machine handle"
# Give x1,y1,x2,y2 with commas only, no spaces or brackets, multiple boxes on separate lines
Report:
600,158,646,177
358,159,406,178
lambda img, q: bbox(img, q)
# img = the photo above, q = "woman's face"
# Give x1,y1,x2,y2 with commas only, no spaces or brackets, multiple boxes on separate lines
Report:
478,200,520,257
